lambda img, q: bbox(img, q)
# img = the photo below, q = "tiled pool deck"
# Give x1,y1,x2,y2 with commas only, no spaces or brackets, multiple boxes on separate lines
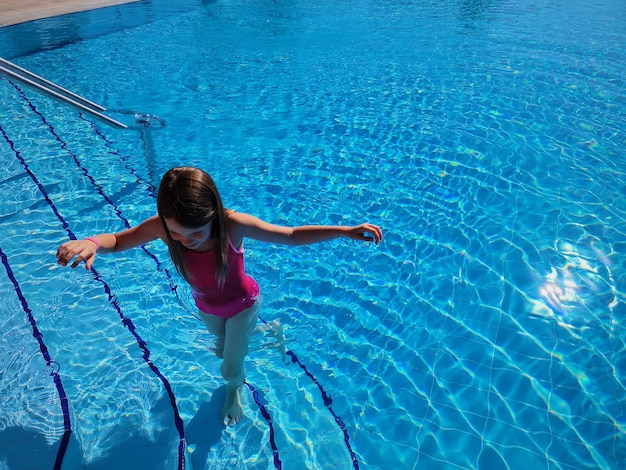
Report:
0,0,138,26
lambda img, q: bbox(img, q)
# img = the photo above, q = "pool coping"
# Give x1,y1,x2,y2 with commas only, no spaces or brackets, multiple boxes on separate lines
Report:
0,0,140,27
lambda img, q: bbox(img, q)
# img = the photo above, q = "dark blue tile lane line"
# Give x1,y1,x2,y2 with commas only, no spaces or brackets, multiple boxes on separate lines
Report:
285,350,359,469
257,316,360,469
0,246,71,470
0,121,187,469
245,381,281,469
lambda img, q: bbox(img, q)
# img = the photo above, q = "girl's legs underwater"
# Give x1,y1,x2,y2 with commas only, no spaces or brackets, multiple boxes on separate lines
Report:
200,303,260,425
200,312,225,358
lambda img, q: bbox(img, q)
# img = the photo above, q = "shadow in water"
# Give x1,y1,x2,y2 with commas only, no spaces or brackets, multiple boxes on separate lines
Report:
0,426,82,469
184,387,227,469
0,389,229,469
87,394,181,470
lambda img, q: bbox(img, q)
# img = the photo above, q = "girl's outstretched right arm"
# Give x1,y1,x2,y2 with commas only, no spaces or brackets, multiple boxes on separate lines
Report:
56,215,164,270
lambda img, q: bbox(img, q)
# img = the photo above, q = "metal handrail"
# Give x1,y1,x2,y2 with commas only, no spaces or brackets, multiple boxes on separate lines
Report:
0,57,127,129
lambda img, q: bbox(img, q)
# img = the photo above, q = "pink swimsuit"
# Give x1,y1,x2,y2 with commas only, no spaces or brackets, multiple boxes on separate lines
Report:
185,238,260,318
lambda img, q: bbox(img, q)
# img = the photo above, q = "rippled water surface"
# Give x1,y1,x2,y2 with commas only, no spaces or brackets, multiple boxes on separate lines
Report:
1,0,625,468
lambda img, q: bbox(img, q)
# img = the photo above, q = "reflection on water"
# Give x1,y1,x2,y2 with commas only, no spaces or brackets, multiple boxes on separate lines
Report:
539,238,619,330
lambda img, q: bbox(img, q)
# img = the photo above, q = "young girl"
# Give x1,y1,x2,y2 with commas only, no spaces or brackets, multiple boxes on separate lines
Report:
56,166,382,425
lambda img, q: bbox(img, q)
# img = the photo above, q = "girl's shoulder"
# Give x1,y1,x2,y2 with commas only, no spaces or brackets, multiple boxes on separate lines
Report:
143,214,168,242
225,210,259,230
225,209,242,222
225,210,247,248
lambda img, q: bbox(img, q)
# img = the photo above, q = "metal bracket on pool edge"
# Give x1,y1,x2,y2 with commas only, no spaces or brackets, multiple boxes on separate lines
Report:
0,56,127,129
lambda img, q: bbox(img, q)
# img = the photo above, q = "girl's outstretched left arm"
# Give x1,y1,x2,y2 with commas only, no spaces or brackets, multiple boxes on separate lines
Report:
228,211,382,247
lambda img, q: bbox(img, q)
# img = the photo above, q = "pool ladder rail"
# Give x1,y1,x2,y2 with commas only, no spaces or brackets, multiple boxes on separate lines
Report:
0,56,127,129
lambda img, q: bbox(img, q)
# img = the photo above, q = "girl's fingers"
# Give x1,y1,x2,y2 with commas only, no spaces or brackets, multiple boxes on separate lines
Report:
361,224,382,244
70,255,84,269
355,226,382,245
56,243,95,269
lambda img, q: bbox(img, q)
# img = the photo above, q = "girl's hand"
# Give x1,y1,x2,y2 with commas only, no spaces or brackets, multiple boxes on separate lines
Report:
347,223,383,245
56,239,98,270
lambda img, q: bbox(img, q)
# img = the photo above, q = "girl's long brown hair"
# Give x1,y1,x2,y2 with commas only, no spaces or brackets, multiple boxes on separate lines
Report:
156,167,228,287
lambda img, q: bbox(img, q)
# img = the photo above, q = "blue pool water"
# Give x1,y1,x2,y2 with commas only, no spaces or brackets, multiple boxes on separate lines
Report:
1,0,625,468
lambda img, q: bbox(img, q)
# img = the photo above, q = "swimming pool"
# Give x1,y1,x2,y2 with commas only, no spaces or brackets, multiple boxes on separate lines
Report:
1,0,625,468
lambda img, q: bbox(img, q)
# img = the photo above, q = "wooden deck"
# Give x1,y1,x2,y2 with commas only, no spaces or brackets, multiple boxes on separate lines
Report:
0,0,139,27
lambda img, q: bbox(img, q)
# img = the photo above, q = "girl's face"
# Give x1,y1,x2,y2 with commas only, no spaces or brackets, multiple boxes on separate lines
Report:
163,217,213,251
